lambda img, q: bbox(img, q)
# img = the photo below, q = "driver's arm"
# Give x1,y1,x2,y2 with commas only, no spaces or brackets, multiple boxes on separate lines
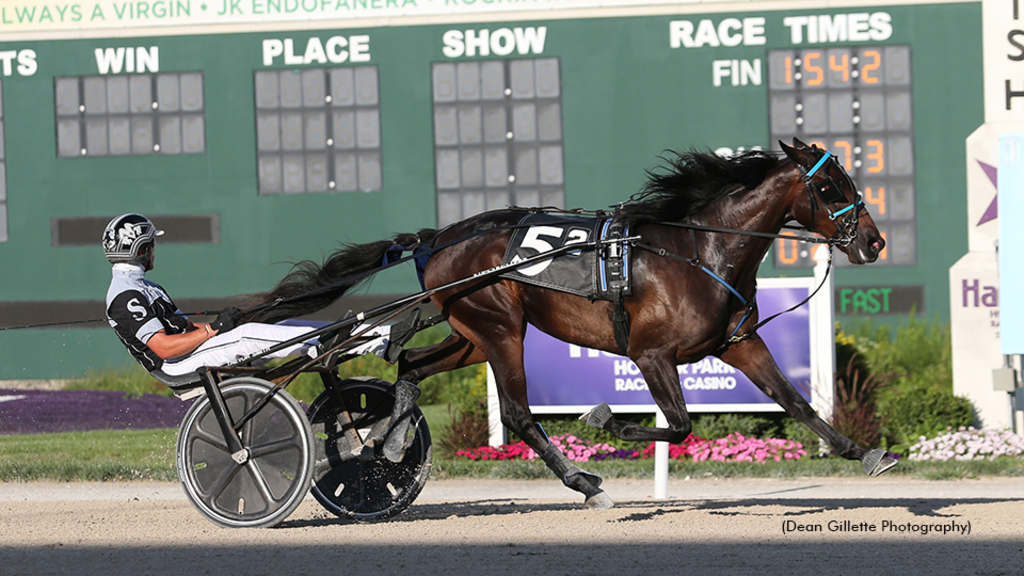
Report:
147,324,218,359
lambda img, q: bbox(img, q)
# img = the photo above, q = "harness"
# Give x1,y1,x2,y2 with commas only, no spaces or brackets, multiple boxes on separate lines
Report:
630,149,864,348
799,150,865,247
376,148,864,352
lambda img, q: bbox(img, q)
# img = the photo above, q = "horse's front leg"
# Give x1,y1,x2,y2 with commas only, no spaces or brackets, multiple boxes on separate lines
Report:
718,335,897,476
582,350,693,443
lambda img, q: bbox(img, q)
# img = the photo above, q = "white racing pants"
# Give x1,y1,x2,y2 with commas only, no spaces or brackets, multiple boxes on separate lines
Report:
161,321,390,376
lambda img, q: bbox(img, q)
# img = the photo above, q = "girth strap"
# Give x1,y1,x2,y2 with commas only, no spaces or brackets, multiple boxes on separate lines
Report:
600,212,632,355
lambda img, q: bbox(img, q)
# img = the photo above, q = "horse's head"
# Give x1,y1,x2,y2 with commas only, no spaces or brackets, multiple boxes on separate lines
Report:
780,138,885,264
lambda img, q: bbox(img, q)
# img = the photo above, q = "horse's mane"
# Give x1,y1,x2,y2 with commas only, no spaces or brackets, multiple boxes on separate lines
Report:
619,149,782,225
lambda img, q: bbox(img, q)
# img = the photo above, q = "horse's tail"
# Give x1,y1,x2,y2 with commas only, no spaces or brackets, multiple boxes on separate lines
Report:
241,228,438,324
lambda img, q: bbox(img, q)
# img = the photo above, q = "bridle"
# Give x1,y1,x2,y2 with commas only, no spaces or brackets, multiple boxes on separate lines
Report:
798,150,865,248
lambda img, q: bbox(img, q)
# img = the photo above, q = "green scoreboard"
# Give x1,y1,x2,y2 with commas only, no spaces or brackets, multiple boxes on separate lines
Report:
768,45,918,268
0,1,983,378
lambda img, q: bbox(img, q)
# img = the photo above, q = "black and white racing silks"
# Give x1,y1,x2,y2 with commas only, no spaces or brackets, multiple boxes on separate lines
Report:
105,263,189,372
106,263,392,377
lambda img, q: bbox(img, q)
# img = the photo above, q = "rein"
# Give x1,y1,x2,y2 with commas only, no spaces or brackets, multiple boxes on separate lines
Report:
627,148,861,348
0,213,585,332
0,309,225,332
633,233,835,348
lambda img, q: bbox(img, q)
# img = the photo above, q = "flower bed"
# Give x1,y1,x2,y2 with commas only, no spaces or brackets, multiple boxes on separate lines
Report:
690,433,807,463
0,389,192,435
455,433,807,463
908,427,1024,461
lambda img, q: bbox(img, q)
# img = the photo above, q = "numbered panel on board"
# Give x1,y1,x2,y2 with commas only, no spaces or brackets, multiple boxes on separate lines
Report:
768,45,915,268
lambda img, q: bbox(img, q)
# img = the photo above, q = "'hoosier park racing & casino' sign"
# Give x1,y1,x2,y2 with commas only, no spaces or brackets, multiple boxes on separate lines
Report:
521,284,814,413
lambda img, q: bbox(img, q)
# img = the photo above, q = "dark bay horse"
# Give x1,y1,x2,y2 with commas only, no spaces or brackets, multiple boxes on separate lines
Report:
245,139,895,509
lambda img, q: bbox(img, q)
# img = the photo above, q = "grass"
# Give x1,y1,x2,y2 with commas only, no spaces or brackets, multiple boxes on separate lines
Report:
4,424,1024,483
0,428,179,482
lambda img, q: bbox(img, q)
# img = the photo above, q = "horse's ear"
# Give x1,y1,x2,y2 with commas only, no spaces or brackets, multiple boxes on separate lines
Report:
780,140,798,161
781,140,814,167
791,136,808,148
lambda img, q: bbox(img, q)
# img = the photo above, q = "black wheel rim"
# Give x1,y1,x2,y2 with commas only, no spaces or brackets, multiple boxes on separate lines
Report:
308,380,431,520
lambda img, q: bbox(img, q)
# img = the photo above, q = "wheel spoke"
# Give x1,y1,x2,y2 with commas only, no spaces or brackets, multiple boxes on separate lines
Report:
245,460,278,505
239,393,257,444
193,426,230,453
248,436,302,460
201,459,243,502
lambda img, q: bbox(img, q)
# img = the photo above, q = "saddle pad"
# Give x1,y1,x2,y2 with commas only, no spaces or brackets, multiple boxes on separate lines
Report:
499,213,601,298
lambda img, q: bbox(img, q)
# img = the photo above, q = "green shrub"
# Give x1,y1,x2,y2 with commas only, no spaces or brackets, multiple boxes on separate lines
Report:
832,355,894,448
835,331,870,383
844,315,953,402
883,387,974,453
691,413,779,440
437,397,490,458
837,316,971,451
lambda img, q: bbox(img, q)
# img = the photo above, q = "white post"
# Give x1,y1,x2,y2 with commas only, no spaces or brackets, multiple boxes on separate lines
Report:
809,248,836,425
486,364,506,447
654,408,668,499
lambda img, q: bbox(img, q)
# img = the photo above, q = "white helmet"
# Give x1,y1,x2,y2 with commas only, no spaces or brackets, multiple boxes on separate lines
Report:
102,213,164,264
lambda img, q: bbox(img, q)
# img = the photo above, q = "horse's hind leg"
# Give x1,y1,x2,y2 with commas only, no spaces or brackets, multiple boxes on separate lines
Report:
719,336,897,476
444,306,612,510
396,331,486,384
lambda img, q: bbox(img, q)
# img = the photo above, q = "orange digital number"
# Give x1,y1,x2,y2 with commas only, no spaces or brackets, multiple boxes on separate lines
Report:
784,56,793,85
804,51,824,86
829,53,850,83
809,140,827,150
777,232,800,265
866,139,885,174
864,186,886,216
861,49,881,84
878,231,888,261
832,140,853,171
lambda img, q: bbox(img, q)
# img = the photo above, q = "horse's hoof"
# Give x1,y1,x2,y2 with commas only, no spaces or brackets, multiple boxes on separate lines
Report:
585,491,614,510
580,402,613,429
862,448,898,476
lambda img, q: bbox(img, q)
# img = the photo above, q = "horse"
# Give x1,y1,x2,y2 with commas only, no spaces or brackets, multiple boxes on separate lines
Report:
242,138,895,509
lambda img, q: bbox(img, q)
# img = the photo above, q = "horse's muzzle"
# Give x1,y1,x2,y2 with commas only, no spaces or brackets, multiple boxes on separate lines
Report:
847,232,885,264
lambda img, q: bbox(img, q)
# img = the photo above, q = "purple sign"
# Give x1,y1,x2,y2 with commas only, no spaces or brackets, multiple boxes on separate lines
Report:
523,286,812,410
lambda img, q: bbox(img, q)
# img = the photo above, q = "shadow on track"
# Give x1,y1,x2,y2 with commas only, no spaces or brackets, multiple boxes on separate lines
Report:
280,495,1021,528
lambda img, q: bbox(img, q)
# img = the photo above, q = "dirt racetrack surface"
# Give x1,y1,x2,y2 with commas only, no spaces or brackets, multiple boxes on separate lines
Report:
3,477,1024,576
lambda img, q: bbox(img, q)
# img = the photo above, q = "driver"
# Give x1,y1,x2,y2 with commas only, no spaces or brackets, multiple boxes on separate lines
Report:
102,213,417,378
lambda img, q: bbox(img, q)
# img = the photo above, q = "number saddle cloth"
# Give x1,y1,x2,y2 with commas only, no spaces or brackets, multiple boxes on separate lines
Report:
499,212,634,353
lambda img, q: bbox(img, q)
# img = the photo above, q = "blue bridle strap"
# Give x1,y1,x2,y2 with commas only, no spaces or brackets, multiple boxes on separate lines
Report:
828,199,864,220
802,149,862,224
805,150,832,179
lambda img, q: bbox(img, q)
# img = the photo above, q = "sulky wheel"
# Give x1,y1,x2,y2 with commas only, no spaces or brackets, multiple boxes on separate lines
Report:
176,377,313,529
307,377,432,521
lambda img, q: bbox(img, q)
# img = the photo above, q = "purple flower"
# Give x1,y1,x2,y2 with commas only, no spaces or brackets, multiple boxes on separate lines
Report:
0,389,193,435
